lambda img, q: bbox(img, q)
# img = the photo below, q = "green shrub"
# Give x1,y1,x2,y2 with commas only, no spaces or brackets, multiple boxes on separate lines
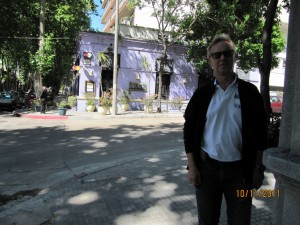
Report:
119,90,130,104
99,92,112,109
170,96,185,109
85,93,96,106
68,96,77,107
57,100,70,109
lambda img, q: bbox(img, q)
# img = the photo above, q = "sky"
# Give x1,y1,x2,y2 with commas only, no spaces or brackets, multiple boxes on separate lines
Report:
90,0,104,31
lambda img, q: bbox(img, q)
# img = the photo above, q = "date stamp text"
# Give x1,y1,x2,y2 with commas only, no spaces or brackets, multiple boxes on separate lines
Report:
236,189,280,198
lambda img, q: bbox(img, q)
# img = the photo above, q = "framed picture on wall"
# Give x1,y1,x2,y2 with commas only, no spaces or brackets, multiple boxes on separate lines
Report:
85,81,95,93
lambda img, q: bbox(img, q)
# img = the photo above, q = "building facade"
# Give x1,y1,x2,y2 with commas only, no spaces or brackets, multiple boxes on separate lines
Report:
73,26,198,112
101,0,159,32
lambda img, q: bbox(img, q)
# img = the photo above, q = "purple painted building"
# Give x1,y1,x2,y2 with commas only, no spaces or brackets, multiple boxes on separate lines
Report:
73,25,198,112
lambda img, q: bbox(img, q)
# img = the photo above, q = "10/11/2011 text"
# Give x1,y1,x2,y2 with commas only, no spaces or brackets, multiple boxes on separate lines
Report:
236,189,280,198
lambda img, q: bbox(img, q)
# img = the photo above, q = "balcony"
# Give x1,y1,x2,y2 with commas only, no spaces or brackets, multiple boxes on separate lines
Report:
101,0,108,8
102,0,132,32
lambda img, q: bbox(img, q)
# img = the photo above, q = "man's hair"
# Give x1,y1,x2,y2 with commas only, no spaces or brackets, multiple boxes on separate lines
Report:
207,33,236,58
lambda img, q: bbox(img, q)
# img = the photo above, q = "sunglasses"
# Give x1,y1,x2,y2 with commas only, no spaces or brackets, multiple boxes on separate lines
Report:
210,50,235,59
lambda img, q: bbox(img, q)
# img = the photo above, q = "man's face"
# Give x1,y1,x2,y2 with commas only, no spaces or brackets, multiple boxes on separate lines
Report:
209,40,236,77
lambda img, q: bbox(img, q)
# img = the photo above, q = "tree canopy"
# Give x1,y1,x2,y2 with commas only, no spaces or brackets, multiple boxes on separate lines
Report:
0,0,97,92
180,0,287,115
182,0,286,73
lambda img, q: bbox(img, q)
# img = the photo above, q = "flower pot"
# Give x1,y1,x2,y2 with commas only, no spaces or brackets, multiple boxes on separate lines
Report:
34,106,41,112
58,108,67,116
98,106,107,115
121,103,130,111
144,105,153,113
86,105,95,112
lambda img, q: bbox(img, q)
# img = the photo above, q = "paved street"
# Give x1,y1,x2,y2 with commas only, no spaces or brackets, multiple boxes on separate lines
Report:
0,111,275,225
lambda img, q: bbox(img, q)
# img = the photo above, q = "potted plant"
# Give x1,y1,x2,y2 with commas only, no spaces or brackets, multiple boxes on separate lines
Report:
33,99,41,112
119,90,130,111
56,100,69,116
170,96,184,111
85,93,96,112
68,95,77,110
142,94,157,113
98,92,112,115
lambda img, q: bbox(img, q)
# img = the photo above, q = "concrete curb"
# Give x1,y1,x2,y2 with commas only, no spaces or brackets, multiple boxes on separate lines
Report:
20,114,68,120
16,109,184,120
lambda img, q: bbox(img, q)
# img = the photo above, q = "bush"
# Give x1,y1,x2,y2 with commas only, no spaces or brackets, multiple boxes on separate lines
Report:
68,96,77,107
85,93,96,106
57,100,70,109
170,96,185,109
119,90,130,104
99,92,112,109
142,94,157,107
33,99,41,106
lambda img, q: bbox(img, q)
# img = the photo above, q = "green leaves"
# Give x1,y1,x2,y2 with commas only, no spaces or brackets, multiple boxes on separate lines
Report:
0,0,96,90
181,0,285,73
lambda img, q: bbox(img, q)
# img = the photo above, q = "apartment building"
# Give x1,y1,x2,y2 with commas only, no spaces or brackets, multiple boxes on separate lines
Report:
101,0,162,32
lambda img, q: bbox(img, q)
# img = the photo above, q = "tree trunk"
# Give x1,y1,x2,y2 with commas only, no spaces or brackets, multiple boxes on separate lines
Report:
157,59,163,113
36,0,46,91
259,0,279,117
157,43,168,113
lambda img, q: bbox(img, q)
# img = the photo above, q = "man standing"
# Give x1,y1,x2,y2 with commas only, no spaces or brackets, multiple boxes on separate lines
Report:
183,34,268,225
40,86,48,114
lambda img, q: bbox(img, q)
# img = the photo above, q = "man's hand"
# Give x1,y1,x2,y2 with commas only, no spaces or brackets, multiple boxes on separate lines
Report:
186,153,201,187
188,166,201,187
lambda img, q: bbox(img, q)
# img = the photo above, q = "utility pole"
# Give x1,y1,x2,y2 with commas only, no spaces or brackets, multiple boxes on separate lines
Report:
111,0,119,115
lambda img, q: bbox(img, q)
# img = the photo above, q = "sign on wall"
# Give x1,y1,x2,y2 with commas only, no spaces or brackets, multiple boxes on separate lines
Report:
85,81,95,93
129,82,147,92
83,51,93,65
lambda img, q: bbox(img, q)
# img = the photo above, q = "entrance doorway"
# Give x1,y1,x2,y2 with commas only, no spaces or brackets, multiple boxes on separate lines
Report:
155,73,171,99
155,58,173,100
100,69,113,96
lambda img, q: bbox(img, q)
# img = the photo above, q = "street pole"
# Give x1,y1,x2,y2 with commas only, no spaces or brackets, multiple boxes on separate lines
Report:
112,0,119,115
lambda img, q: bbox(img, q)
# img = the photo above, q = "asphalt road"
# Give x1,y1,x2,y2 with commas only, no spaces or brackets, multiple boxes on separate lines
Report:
0,113,185,197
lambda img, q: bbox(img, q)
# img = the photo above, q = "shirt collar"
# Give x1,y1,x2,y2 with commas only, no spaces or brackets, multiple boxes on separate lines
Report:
214,73,238,87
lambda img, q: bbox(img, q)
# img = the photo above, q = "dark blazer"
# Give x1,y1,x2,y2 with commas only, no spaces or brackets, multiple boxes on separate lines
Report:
183,78,268,185
40,90,48,100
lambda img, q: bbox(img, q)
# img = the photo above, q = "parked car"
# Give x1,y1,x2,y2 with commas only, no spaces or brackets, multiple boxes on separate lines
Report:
270,95,283,114
0,91,22,111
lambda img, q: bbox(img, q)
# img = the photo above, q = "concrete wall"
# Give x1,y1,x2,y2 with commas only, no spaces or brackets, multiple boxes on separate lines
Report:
264,1,300,224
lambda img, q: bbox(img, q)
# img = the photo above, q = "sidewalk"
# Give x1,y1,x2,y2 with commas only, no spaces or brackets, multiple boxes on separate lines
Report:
0,148,274,225
1,109,275,225
17,108,184,120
